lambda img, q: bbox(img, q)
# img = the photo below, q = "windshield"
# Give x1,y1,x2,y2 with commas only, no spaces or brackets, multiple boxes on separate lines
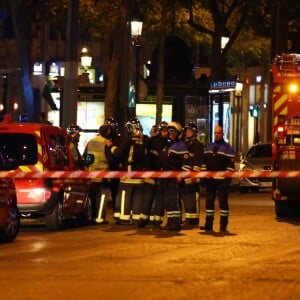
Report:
0,133,38,165
247,144,272,158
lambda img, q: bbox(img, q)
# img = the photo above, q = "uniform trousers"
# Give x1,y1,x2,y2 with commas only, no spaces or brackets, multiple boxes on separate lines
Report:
205,178,230,215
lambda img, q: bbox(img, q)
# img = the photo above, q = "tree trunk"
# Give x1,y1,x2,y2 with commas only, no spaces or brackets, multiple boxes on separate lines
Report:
9,0,34,121
104,0,128,123
156,0,167,125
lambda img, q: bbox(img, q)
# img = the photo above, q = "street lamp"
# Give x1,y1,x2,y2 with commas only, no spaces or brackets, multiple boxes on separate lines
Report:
130,17,143,46
80,47,92,72
129,9,143,118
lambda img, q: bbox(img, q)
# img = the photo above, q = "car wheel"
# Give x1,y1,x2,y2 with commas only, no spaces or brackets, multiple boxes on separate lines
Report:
0,204,20,243
46,199,64,231
275,201,300,218
77,196,93,225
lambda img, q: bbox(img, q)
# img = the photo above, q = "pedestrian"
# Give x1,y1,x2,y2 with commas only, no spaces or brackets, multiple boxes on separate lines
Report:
83,123,113,224
159,121,191,231
180,121,205,227
200,125,235,232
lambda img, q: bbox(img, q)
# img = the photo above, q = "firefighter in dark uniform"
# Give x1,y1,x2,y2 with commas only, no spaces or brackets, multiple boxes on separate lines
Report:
101,117,122,211
113,117,148,225
200,125,235,232
159,122,191,231
144,121,169,226
180,121,205,226
66,124,84,169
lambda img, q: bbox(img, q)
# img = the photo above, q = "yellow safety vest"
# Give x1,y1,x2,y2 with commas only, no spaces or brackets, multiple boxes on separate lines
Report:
85,135,109,171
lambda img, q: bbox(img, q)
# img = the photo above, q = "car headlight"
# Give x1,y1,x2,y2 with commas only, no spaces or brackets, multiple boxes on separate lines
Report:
239,163,254,172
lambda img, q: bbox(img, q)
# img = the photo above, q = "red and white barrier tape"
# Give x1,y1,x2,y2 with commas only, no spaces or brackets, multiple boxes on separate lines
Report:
1,170,300,179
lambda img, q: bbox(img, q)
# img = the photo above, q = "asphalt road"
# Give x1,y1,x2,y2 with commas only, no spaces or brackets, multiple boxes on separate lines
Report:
1,191,300,300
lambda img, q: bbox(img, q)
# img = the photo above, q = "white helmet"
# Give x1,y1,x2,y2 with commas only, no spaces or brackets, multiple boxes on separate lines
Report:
167,122,183,134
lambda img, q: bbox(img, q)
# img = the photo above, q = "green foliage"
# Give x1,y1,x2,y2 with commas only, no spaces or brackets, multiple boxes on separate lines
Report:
79,0,121,38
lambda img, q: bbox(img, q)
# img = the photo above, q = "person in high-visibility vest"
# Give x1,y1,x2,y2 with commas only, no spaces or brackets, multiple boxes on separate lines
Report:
83,124,112,224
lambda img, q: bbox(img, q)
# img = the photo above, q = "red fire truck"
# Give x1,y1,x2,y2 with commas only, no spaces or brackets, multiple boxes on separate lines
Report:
271,53,300,217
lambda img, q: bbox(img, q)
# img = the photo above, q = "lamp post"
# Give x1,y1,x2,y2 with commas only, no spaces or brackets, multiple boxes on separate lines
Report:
218,36,229,128
253,75,262,144
129,10,143,118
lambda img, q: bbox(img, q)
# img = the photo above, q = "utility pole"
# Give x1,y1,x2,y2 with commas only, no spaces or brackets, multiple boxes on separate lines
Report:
61,0,79,128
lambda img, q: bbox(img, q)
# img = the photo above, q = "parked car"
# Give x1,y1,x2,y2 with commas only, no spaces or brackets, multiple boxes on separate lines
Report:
239,142,272,193
0,155,19,242
0,122,93,230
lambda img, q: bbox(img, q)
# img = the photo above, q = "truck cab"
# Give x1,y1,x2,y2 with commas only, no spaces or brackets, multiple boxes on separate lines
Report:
271,54,300,217
0,122,93,230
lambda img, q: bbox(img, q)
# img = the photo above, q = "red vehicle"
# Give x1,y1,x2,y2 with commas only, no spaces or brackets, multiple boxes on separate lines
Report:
0,156,19,242
0,122,93,230
271,53,300,217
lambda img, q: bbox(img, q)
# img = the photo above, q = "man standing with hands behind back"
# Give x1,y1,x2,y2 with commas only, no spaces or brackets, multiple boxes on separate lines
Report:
200,125,235,233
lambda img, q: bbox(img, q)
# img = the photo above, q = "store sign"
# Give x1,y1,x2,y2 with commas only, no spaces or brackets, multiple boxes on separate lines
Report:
210,80,236,90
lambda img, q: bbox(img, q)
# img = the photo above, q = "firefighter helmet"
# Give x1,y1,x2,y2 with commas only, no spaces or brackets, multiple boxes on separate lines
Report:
185,121,198,134
104,117,119,135
158,121,168,132
125,117,143,134
66,124,82,135
167,122,183,134
66,124,81,143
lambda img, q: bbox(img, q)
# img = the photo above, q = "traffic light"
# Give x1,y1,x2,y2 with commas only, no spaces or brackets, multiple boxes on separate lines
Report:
249,105,260,118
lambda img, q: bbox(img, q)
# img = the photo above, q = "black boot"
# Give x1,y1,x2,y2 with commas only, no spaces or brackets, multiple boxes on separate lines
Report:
200,216,214,231
169,217,181,231
220,216,228,232
183,218,199,226
161,217,181,231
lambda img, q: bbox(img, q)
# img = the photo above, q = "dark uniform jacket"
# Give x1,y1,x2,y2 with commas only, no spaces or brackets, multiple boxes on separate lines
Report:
145,134,168,170
185,137,205,171
159,139,191,171
203,139,235,172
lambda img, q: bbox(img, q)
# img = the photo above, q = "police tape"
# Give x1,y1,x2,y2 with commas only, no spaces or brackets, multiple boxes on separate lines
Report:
1,170,300,179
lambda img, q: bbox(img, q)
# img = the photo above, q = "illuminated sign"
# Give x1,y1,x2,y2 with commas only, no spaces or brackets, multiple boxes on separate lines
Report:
210,80,236,90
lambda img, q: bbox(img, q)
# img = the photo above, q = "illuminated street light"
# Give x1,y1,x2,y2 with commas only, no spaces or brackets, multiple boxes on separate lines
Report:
130,9,143,46
129,5,143,118
80,47,92,72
